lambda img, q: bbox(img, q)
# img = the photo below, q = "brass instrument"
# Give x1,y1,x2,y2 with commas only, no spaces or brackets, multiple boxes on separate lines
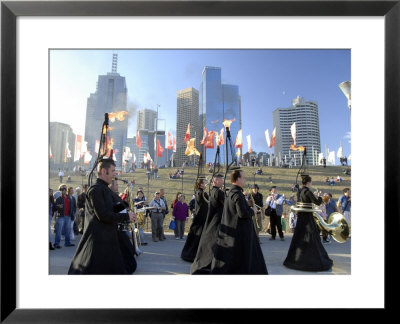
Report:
291,202,350,243
247,187,261,231
127,186,142,256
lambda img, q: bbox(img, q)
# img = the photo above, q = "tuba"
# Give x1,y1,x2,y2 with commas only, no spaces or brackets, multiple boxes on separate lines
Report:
291,202,350,243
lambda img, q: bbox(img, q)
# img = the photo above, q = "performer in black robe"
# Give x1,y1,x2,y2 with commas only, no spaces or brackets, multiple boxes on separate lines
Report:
68,159,136,275
181,178,209,262
283,175,333,271
211,169,268,274
191,174,225,274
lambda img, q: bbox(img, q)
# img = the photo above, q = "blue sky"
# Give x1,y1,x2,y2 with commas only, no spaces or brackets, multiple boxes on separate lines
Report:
50,49,351,161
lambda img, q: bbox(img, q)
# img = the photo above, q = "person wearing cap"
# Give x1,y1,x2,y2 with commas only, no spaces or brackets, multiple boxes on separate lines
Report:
211,169,268,274
149,191,167,242
181,177,209,262
265,186,285,241
68,159,137,274
191,173,225,274
283,175,333,271
247,184,264,242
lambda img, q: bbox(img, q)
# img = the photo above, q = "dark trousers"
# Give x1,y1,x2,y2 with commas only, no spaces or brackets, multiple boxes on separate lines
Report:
270,210,284,238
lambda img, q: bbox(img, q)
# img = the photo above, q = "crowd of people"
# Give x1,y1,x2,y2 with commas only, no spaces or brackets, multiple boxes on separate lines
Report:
50,159,351,275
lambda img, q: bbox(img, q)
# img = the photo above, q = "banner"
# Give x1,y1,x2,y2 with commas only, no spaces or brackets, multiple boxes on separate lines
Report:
74,135,82,162
136,130,142,150
157,139,164,157
246,135,252,153
234,129,243,148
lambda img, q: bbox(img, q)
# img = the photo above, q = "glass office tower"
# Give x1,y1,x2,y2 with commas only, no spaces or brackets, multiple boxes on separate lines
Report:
200,66,241,164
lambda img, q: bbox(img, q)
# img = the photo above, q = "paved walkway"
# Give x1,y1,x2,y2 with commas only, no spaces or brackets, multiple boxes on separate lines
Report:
50,231,351,275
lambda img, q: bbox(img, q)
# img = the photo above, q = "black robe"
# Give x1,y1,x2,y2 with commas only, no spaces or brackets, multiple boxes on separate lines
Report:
181,188,209,262
68,179,135,275
190,186,225,274
283,186,333,271
210,185,268,274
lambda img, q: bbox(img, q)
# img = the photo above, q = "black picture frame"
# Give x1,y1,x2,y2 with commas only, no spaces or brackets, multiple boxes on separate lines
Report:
1,0,398,322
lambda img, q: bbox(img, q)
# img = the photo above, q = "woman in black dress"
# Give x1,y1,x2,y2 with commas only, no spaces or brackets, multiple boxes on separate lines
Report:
181,178,209,262
283,175,333,271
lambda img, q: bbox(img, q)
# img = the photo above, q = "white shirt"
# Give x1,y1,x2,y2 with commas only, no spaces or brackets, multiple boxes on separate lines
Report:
265,194,284,209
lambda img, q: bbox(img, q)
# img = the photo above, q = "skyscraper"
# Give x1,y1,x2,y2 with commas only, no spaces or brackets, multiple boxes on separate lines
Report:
49,122,76,169
84,54,128,168
200,66,241,164
273,96,321,165
176,87,199,167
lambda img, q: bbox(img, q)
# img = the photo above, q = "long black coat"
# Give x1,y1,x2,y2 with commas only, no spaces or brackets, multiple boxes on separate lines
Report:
68,179,134,275
283,186,333,271
181,188,209,262
210,185,268,274
190,186,225,274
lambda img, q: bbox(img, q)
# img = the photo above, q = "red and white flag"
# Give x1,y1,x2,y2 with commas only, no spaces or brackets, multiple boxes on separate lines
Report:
246,135,252,153
234,129,243,148
157,139,164,157
184,124,191,142
265,129,271,148
74,135,82,161
136,130,142,150
200,127,208,145
173,136,176,152
49,146,53,159
167,132,173,150
204,130,215,149
270,128,276,148
218,128,225,146
94,140,100,156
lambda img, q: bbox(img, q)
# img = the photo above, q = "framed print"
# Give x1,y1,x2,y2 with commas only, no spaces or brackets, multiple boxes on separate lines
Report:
1,0,398,321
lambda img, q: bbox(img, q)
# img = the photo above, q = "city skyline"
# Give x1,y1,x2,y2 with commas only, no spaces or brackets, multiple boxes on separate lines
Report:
50,49,351,164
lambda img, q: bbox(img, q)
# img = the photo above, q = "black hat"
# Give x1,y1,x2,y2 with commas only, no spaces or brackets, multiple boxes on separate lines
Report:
214,173,224,178
252,184,259,189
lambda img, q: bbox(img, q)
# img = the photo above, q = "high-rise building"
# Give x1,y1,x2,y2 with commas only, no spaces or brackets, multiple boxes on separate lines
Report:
49,122,76,169
84,54,128,169
200,66,241,164
137,109,157,132
176,87,199,167
273,96,321,165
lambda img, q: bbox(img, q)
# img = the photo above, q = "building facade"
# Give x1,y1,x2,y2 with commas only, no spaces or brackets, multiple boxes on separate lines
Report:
176,87,199,167
273,96,321,166
84,59,128,169
49,122,76,170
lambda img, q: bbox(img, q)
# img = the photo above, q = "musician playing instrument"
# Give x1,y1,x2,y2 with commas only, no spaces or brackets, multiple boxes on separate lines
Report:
265,186,285,241
68,158,137,274
134,190,149,245
211,169,268,274
247,184,264,241
283,175,333,271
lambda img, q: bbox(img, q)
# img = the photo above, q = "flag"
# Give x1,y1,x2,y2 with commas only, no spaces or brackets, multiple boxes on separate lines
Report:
318,153,324,165
290,144,305,151
74,135,82,162
185,138,201,156
265,129,270,148
246,135,252,153
94,140,100,156
236,147,241,157
83,151,92,164
234,129,243,148
173,136,176,152
123,146,132,161
270,128,276,148
49,146,53,159
204,130,215,149
167,132,173,150
290,122,296,146
65,141,72,160
157,139,164,157
328,151,336,165
136,130,142,150
337,145,343,158
218,128,225,146
184,123,191,142
200,127,208,145
133,153,136,163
